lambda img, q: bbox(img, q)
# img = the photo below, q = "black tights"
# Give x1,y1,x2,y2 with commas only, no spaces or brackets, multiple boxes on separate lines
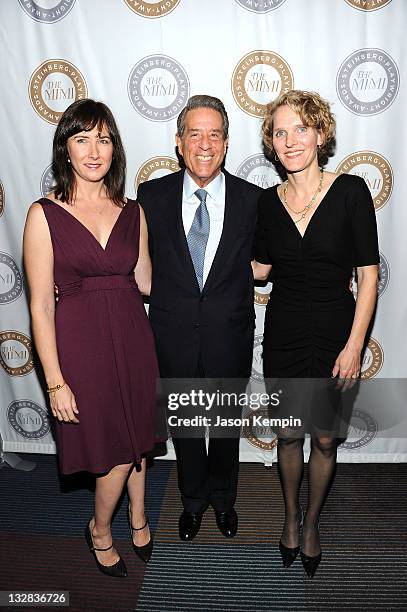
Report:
277,435,338,556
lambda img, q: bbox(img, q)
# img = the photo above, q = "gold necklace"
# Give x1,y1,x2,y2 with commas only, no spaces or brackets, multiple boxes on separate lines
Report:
283,169,324,224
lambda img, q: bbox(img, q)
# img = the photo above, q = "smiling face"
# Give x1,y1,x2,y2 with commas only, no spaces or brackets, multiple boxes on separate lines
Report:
176,107,228,188
272,104,323,174
67,124,113,185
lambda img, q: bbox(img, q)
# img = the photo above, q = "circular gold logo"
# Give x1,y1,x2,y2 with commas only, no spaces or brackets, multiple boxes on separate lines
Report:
361,337,384,379
135,156,180,191
29,59,87,125
232,50,294,118
0,330,34,376
125,0,181,18
242,407,278,451
0,179,4,217
254,284,271,306
336,151,393,211
345,0,392,11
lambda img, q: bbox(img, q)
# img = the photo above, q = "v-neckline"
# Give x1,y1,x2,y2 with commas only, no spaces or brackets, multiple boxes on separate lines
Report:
277,174,345,239
43,197,127,252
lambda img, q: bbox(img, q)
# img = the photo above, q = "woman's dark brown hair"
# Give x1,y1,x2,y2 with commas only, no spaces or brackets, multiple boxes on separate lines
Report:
52,99,126,206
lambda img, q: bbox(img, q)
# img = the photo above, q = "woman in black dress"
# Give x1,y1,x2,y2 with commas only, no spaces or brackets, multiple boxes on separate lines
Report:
252,90,379,577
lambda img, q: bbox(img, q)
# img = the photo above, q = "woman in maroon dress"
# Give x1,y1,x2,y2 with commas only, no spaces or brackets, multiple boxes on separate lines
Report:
252,91,379,578
24,99,160,576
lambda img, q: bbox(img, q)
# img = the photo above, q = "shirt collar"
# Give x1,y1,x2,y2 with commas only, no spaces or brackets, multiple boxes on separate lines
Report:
183,170,224,203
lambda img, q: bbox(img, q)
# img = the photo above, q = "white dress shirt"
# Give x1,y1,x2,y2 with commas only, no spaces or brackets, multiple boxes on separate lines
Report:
182,171,225,285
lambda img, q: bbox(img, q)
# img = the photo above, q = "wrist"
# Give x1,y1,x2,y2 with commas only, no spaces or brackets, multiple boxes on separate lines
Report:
47,381,66,394
345,339,363,352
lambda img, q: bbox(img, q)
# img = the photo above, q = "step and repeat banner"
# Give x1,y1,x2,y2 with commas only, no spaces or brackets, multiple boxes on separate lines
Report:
0,0,406,463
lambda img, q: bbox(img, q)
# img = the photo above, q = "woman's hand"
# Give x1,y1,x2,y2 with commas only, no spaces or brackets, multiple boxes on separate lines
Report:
332,344,361,390
50,383,80,423
332,265,378,389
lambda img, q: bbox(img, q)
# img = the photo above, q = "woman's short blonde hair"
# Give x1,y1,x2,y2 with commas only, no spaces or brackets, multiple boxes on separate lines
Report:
262,90,336,163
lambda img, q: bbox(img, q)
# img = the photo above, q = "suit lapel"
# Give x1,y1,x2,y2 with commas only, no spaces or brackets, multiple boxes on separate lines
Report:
202,170,237,294
163,170,201,291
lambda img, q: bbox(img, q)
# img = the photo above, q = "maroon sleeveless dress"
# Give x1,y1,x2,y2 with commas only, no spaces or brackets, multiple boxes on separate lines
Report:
39,198,160,475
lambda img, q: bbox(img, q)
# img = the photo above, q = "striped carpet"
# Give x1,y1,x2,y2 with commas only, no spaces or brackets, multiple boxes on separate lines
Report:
0,455,406,610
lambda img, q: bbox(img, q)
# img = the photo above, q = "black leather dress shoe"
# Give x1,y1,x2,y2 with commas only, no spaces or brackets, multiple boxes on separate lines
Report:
179,511,202,541
215,508,238,538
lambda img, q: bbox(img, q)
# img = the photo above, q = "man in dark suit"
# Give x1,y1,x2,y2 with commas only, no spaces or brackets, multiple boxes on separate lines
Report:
138,95,262,541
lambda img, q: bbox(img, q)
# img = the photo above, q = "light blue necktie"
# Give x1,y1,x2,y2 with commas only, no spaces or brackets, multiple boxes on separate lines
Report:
187,189,210,291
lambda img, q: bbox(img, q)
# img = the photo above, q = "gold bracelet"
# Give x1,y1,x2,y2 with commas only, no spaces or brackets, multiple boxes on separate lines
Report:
47,381,66,394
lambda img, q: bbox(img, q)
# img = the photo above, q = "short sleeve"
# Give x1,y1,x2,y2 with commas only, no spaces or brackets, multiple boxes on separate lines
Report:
348,176,380,267
254,191,273,264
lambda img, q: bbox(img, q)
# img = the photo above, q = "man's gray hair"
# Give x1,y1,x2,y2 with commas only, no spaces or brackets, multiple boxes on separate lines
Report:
177,95,229,139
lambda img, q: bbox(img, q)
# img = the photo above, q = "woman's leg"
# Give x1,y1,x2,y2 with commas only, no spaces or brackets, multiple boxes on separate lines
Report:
277,436,305,547
90,462,133,566
303,436,338,556
126,459,150,546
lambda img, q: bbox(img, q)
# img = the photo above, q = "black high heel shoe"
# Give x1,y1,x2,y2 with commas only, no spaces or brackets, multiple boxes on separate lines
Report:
300,549,322,578
279,507,304,568
279,540,300,568
300,520,322,579
128,504,153,563
85,520,127,578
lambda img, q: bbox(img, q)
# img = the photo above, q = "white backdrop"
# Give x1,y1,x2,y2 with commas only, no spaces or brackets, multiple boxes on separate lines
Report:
0,0,405,463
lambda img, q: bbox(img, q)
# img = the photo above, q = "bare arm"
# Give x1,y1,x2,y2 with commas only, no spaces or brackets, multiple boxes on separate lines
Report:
251,260,272,281
23,203,79,422
134,204,152,295
332,264,378,379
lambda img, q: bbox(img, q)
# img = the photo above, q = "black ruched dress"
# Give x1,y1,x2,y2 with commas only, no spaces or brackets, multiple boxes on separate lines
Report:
255,174,379,379
255,174,379,433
